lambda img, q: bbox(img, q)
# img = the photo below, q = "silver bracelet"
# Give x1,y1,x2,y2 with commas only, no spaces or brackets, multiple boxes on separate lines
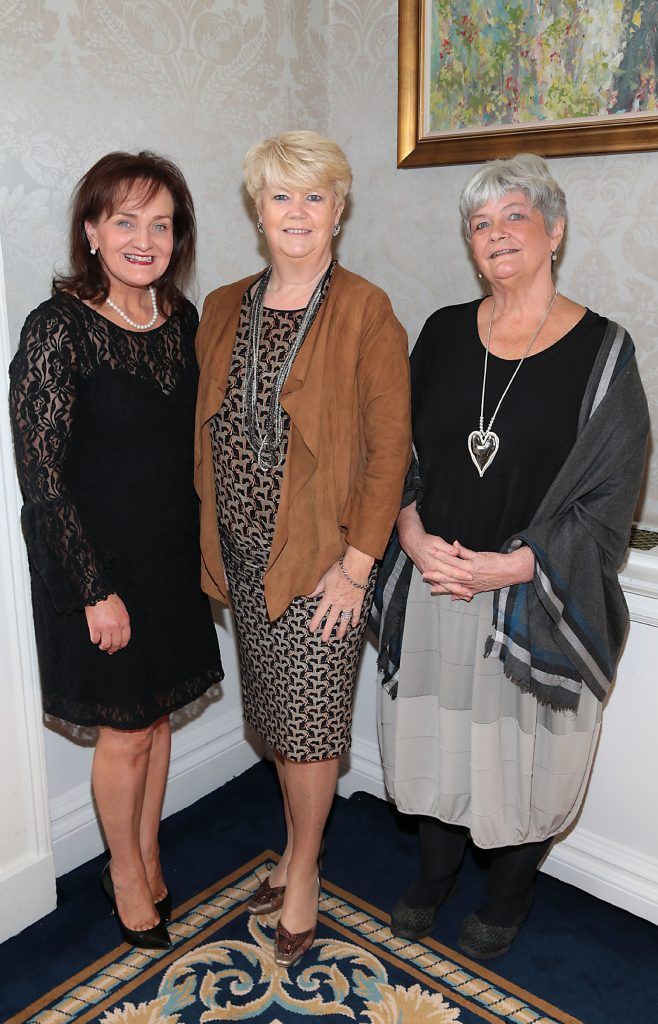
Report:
338,556,368,591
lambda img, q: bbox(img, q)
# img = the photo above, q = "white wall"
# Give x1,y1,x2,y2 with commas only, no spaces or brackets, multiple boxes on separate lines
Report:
544,555,658,924
0,230,56,941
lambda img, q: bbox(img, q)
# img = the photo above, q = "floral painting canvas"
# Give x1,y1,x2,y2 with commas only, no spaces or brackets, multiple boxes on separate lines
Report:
426,0,657,136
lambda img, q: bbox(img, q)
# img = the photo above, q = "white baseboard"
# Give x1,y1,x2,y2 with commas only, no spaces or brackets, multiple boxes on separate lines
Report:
543,829,658,925
50,709,261,877
0,853,57,943
339,736,658,926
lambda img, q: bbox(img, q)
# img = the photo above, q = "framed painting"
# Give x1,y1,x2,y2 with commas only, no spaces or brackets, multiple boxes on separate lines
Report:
398,0,658,167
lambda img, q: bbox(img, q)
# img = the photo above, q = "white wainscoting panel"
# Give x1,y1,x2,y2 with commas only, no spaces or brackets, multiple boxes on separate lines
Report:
542,828,658,925
0,231,57,941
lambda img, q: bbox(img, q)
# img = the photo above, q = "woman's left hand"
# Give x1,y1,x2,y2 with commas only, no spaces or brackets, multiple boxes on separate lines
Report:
308,547,374,642
423,542,535,598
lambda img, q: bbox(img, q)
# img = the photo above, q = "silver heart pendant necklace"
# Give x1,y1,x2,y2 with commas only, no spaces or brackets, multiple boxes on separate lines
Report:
469,288,558,477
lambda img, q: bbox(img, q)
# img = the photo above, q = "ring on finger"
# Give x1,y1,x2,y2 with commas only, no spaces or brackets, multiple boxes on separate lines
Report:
340,611,351,621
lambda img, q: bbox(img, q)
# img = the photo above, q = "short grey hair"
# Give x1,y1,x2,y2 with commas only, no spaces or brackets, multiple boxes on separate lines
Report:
459,153,566,240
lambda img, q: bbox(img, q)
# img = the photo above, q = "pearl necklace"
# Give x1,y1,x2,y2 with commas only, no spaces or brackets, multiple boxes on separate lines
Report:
105,285,159,330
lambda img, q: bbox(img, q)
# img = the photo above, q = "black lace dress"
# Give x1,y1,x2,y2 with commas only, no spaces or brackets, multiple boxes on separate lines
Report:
9,291,223,728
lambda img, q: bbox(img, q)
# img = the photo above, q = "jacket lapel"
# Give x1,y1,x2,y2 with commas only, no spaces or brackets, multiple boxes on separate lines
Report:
268,273,345,575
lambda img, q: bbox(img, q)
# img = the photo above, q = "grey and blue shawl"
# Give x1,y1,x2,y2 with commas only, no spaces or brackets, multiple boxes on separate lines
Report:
370,456,421,698
373,321,649,711
486,321,648,710
370,526,411,698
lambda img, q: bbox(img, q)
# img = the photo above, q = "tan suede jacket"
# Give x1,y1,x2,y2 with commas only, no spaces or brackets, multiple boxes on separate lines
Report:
194,264,411,621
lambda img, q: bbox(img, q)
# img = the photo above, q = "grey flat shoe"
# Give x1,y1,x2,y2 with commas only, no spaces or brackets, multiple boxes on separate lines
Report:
389,877,458,941
458,895,533,959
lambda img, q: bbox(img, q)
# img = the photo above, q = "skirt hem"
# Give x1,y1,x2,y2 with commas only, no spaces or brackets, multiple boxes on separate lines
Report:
43,666,223,730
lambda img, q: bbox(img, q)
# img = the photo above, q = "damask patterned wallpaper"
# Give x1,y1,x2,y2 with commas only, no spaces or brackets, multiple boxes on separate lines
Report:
0,0,329,336
1,0,656,523
326,0,658,526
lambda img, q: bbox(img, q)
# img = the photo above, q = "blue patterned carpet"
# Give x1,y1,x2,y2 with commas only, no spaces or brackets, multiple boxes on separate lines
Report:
4,852,582,1024
1,761,656,1023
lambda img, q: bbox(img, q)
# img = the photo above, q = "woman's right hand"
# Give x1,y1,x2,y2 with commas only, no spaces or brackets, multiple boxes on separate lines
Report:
396,504,474,598
84,594,131,654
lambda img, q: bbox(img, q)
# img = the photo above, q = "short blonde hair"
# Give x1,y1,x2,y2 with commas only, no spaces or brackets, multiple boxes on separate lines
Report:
243,131,352,206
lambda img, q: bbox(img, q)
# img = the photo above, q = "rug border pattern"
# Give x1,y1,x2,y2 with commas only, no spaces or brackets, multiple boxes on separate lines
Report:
5,851,584,1024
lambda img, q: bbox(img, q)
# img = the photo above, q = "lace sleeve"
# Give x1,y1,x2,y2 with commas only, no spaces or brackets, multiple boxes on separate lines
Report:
9,302,114,611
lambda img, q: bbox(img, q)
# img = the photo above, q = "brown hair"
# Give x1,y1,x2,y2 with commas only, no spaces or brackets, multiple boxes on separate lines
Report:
53,151,196,316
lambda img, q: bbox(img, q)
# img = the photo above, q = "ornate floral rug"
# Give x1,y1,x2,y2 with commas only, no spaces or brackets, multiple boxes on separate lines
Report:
8,852,583,1024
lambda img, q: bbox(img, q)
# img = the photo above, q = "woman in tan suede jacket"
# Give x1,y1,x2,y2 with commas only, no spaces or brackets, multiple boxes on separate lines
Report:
195,131,410,967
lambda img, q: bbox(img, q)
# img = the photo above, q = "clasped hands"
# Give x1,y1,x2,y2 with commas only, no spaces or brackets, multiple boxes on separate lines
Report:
401,517,534,600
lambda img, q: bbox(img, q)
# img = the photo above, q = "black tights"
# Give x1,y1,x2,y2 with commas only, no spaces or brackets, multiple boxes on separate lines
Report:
405,817,552,926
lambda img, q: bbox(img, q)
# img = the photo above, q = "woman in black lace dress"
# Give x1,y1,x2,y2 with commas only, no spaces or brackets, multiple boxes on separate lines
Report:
9,152,223,950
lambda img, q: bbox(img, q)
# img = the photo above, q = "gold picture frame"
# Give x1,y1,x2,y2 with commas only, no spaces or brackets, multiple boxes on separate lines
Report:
398,0,658,169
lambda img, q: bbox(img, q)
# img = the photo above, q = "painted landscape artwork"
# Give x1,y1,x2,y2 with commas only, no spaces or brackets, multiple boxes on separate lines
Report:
428,0,657,136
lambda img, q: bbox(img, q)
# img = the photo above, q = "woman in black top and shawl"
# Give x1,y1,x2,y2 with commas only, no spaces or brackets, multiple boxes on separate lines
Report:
375,154,648,959
9,152,223,950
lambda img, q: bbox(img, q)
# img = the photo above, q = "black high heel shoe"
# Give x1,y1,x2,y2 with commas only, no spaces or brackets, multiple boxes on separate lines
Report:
155,891,171,924
101,863,171,951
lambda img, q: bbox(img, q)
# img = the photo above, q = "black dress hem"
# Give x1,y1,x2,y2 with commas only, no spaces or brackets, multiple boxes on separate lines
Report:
42,667,224,730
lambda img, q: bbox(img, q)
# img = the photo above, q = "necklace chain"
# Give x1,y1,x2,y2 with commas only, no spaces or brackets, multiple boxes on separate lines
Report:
105,285,159,330
479,289,559,433
243,261,336,471
468,289,559,478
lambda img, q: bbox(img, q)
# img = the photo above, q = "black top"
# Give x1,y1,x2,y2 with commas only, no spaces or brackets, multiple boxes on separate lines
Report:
411,299,606,552
9,292,223,728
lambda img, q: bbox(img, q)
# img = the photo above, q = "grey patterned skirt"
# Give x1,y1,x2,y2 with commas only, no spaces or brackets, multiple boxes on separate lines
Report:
378,565,602,847
222,537,374,762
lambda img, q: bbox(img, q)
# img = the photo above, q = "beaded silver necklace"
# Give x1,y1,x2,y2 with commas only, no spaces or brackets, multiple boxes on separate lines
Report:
243,260,336,470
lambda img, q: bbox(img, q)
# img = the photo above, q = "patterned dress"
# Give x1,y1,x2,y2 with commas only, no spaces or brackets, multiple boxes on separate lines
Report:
210,290,374,762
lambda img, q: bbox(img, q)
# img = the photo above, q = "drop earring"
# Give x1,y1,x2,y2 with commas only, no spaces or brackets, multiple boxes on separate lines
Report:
90,244,97,255
332,223,341,237
257,221,264,234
